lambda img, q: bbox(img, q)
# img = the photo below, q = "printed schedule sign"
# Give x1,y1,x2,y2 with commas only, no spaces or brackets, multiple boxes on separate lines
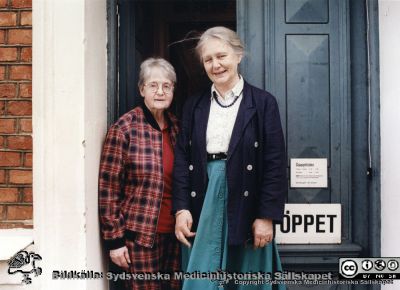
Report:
275,204,341,244
290,158,328,188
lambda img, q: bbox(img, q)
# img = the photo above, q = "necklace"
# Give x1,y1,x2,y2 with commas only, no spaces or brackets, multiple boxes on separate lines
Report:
212,89,243,108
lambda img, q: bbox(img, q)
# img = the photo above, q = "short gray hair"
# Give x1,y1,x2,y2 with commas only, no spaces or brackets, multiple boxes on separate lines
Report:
195,26,245,61
138,57,177,87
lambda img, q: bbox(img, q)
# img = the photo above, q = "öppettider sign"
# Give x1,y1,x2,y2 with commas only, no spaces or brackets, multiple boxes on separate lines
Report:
290,158,328,188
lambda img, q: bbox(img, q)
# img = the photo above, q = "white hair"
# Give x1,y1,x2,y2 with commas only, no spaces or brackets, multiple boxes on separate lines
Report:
138,57,177,87
195,26,245,61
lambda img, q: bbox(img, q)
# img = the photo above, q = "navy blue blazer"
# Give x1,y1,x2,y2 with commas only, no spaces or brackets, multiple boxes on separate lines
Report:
172,81,287,245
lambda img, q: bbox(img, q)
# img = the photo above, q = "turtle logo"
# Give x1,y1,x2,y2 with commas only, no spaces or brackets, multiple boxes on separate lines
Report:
7,250,42,284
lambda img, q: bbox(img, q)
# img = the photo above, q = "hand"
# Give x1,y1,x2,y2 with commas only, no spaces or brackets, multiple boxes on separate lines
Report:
252,218,273,249
109,246,131,269
175,210,196,247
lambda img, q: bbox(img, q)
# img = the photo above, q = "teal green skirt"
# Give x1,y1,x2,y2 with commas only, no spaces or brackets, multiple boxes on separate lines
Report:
182,160,286,290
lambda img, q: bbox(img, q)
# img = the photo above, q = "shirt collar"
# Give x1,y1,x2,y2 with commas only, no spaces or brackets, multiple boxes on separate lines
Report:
210,75,244,100
140,101,171,132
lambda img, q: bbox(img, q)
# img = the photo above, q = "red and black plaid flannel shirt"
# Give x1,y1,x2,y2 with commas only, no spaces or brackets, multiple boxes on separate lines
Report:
98,104,179,249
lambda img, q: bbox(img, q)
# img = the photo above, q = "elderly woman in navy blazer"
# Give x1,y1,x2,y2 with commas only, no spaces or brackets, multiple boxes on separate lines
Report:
173,26,287,289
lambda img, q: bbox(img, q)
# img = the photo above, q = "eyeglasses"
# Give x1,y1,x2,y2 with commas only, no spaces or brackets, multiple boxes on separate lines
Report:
144,82,174,94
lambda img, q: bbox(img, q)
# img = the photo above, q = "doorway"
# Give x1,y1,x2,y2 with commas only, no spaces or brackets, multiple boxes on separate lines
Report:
109,0,379,288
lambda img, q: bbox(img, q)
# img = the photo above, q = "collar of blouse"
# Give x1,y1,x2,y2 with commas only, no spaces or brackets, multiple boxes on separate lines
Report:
210,74,244,101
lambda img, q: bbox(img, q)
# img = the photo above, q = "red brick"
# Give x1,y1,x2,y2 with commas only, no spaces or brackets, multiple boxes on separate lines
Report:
22,187,31,202
7,101,31,115
0,118,15,133
19,83,31,98
8,29,31,45
0,0,8,8
0,187,19,202
6,205,32,220
9,169,31,184
0,66,5,80
23,152,31,167
0,12,17,27
7,135,31,150
0,135,3,147
0,169,5,183
0,48,16,62
19,118,31,132
0,30,5,44
0,47,18,61
20,47,31,62
0,151,20,166
9,65,31,80
0,205,4,219
0,101,5,114
11,0,31,8
0,84,16,98
20,11,32,26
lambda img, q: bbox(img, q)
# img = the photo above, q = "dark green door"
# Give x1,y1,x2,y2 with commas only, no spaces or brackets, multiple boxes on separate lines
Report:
238,0,374,282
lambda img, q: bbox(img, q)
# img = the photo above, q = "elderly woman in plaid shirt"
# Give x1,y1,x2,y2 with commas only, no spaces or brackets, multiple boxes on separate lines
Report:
99,58,180,290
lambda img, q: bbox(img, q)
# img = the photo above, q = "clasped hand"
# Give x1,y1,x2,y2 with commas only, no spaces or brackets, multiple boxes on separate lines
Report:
175,210,196,247
109,246,131,269
252,218,273,248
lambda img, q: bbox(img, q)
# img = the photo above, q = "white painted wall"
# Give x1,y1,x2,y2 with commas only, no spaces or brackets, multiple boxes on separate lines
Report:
32,0,107,289
380,0,400,289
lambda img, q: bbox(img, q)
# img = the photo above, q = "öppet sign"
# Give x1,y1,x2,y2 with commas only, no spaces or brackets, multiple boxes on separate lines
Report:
275,204,341,244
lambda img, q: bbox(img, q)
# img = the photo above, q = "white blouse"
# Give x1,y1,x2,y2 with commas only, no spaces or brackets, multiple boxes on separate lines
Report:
206,76,244,154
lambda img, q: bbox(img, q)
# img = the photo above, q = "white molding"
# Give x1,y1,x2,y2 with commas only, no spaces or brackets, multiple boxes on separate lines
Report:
32,0,108,289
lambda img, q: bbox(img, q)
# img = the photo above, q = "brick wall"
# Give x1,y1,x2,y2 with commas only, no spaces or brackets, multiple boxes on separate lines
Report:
0,0,32,228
